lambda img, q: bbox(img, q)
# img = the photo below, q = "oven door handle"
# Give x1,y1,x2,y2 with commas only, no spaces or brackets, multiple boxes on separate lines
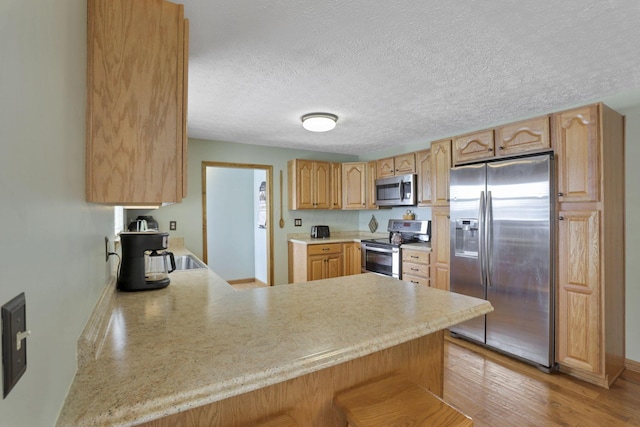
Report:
362,245,396,254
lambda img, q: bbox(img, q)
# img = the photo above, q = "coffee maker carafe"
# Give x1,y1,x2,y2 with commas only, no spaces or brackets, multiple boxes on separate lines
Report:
118,232,176,291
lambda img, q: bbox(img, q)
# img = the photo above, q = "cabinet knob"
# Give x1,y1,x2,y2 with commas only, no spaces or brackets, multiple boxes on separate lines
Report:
558,216,565,220
558,192,564,197
499,146,504,151
488,148,493,152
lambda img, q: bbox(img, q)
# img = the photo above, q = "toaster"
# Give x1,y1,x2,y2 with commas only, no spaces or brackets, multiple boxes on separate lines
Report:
310,225,330,238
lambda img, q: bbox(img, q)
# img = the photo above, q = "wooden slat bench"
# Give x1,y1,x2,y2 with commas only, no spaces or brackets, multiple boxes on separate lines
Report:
334,374,473,427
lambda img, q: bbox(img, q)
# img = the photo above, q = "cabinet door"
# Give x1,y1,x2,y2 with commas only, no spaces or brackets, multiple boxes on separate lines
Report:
326,254,344,279
452,130,494,165
296,160,315,209
330,162,342,209
432,208,450,291
308,255,326,281
86,0,187,204
431,139,452,207
557,210,600,374
394,153,416,174
416,149,432,206
343,242,362,275
377,157,395,178
554,105,600,203
495,116,550,157
342,163,367,209
314,162,331,209
366,161,378,209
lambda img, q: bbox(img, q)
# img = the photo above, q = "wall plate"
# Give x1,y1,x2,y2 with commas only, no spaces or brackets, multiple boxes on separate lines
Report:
2,292,27,398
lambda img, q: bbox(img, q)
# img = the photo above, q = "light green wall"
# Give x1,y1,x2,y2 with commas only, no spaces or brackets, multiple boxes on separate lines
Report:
0,1,114,425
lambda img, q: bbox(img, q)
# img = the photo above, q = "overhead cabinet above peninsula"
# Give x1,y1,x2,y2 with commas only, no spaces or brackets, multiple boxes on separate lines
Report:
86,0,189,204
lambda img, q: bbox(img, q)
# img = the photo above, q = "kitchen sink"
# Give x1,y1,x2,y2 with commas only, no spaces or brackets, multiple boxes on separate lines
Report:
173,254,208,271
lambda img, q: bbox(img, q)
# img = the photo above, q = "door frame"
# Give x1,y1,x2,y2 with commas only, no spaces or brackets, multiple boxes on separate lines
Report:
201,161,274,286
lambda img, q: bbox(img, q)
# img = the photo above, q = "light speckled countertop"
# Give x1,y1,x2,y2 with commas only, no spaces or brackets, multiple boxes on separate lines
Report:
56,249,489,427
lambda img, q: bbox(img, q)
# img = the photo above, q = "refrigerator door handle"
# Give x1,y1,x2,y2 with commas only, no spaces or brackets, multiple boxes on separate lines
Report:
486,190,493,287
479,191,487,288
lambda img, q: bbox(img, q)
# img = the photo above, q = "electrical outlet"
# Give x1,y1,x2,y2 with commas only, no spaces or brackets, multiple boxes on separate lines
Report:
169,221,177,231
294,219,302,227
2,293,28,398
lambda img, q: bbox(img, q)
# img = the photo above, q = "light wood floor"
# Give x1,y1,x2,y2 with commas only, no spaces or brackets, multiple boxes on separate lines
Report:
444,338,640,426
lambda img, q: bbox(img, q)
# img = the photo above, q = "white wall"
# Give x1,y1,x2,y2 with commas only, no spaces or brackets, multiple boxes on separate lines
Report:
0,1,114,425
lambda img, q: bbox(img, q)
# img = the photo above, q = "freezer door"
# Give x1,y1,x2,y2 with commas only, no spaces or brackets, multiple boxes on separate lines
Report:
485,154,553,367
449,163,486,343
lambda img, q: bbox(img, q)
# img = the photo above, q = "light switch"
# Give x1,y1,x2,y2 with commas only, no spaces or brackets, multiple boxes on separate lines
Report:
2,292,28,398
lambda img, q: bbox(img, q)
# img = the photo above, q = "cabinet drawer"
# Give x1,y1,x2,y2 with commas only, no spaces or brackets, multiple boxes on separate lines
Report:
402,273,430,287
308,243,342,255
402,262,429,279
402,250,430,265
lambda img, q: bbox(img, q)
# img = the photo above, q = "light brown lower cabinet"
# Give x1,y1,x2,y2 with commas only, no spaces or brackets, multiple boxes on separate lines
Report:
290,241,362,283
431,208,450,291
401,248,430,287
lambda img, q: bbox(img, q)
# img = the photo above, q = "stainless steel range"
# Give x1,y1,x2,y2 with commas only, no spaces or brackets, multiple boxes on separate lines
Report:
361,219,430,278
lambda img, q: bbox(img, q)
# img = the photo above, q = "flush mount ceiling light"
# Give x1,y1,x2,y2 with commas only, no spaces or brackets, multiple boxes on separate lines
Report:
301,113,338,132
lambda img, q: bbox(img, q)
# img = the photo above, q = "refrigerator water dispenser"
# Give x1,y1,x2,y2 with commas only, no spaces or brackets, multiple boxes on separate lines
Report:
454,218,479,258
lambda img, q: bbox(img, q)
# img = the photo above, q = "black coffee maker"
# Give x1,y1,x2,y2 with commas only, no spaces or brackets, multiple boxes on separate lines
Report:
118,232,176,292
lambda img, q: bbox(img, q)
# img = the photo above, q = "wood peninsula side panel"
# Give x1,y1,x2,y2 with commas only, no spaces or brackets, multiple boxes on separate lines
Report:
140,332,445,427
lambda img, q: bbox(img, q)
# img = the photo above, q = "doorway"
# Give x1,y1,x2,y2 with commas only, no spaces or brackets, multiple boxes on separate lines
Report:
201,161,274,286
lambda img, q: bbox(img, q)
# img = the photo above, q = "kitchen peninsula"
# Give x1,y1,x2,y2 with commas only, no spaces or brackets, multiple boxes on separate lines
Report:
56,249,492,426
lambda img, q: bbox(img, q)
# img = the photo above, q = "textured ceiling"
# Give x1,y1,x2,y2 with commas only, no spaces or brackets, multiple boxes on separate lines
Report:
183,0,640,155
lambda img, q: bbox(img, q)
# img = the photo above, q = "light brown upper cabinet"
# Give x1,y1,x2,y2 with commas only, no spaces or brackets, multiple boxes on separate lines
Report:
86,0,189,204
430,139,452,207
495,116,550,157
453,116,550,166
377,153,416,178
452,130,495,165
288,160,331,210
415,149,431,206
366,161,378,209
342,162,367,210
330,162,343,209
553,106,599,203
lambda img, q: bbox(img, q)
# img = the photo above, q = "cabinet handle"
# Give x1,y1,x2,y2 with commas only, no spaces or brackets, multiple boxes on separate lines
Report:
488,148,493,152
558,216,565,220
411,268,419,271
411,255,419,259
322,248,330,251
558,192,564,197
499,146,504,150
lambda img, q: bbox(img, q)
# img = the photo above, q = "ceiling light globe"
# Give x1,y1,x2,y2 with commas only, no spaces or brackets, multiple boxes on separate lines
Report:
301,113,338,132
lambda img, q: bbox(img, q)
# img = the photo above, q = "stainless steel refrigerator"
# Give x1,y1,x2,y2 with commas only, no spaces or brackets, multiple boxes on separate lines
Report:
449,153,554,370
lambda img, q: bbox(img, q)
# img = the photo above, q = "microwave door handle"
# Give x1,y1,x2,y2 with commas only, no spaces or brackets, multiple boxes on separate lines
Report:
400,179,405,201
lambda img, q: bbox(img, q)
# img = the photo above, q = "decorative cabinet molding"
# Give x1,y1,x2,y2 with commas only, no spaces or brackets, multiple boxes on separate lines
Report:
342,162,367,210
430,139,452,207
86,0,188,204
554,106,599,203
415,149,431,206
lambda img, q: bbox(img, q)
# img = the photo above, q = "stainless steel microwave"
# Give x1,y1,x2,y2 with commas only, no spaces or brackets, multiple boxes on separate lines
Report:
375,174,417,207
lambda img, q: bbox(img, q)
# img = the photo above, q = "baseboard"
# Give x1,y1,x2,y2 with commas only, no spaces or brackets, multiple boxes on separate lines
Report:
626,358,640,374
227,277,256,285
77,275,117,368
227,278,269,286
